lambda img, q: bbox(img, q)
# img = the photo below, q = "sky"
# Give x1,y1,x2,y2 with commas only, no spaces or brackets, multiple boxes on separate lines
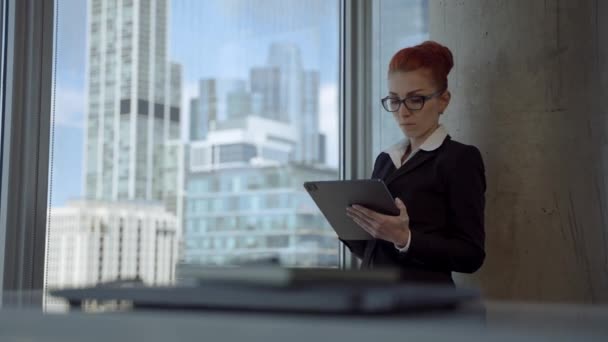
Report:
50,0,340,207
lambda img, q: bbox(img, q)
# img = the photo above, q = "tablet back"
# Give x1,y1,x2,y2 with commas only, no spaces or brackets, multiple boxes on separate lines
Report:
304,179,399,240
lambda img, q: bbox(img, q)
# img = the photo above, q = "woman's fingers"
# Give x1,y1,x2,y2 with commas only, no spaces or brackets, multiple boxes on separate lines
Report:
351,217,375,235
347,207,379,229
347,209,377,234
351,205,382,222
347,206,400,241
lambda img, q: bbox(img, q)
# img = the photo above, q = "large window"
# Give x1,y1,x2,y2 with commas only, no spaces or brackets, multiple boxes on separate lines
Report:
371,0,428,160
45,0,340,293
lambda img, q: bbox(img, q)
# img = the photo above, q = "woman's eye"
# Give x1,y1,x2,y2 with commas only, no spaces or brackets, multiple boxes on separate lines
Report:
407,97,424,105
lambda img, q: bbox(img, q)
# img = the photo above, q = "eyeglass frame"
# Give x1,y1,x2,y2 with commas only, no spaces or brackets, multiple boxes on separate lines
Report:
381,87,447,112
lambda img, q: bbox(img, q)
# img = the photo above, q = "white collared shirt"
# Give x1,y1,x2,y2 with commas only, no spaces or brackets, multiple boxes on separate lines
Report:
381,124,449,253
382,124,449,169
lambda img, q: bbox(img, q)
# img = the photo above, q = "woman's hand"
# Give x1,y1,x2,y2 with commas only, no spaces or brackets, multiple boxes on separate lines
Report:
346,198,411,246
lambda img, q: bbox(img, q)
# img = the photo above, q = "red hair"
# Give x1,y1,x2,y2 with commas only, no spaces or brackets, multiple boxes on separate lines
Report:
388,40,454,89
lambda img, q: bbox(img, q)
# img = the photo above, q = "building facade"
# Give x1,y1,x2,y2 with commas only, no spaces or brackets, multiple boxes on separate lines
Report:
183,116,338,267
46,200,177,289
83,0,182,212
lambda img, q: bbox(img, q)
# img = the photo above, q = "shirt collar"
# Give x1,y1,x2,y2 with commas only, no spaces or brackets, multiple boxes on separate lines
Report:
383,125,449,168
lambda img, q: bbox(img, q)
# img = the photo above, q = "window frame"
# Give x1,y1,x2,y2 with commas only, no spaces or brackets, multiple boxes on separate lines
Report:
0,0,54,300
0,0,378,295
339,0,373,269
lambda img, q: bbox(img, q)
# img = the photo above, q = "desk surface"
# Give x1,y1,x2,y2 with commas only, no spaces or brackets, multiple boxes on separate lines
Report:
1,295,608,342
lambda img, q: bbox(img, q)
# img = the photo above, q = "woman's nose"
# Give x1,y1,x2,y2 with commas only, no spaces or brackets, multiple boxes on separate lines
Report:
398,105,412,117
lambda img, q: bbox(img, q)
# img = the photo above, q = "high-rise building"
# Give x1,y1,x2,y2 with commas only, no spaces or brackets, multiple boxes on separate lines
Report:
267,43,303,125
250,66,281,121
301,70,323,164
189,97,201,141
45,200,178,289
83,0,181,212
190,79,247,141
183,116,338,267
46,0,182,291
226,88,252,121
262,43,322,164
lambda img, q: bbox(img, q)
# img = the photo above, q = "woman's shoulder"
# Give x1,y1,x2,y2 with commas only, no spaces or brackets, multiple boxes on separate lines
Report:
439,138,484,167
372,151,393,169
442,137,480,153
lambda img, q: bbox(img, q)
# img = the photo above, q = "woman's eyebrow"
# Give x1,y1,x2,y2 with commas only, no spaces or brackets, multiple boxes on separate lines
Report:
406,88,424,96
388,89,425,97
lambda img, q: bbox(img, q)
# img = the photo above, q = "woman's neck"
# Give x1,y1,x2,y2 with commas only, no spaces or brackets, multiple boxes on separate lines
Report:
409,124,439,151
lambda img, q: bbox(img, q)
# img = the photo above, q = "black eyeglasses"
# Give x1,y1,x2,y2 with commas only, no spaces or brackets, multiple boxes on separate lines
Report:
381,88,446,112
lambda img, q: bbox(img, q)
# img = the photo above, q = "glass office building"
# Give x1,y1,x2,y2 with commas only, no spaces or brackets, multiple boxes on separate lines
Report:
184,115,338,267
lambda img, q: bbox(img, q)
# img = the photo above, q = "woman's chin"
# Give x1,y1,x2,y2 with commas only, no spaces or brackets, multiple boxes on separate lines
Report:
401,127,416,137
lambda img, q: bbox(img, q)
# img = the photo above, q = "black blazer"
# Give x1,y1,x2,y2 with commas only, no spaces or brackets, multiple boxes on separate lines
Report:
342,136,486,285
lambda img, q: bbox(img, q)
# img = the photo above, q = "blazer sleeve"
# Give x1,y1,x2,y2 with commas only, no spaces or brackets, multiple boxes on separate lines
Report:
398,145,486,273
340,153,387,259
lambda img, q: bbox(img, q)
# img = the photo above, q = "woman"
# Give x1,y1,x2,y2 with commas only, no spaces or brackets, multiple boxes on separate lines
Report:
344,41,486,285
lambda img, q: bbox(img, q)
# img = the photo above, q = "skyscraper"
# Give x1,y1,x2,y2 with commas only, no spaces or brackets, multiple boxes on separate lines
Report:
83,0,181,212
250,66,281,121
190,79,247,141
264,43,322,164
301,70,324,164
267,43,303,125
46,0,182,291
181,43,336,269
249,45,323,164
189,98,201,141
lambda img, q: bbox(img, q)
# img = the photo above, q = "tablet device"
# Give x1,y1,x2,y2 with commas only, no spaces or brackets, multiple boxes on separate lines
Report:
303,179,399,240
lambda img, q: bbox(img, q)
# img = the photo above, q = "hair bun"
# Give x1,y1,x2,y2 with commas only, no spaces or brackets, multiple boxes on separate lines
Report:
388,40,454,89
421,41,453,75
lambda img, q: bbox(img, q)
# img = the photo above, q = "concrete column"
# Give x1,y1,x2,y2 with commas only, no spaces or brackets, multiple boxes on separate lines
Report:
430,0,608,303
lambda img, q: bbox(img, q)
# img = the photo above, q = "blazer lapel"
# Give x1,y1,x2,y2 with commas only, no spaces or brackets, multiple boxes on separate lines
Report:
384,150,437,186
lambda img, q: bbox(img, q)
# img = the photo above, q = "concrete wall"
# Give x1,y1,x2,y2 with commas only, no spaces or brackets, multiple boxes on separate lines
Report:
430,0,608,302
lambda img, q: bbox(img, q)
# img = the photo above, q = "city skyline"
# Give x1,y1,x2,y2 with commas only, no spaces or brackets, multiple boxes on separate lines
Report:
190,42,325,165
51,0,340,208
47,0,343,284
183,41,335,266
45,0,429,284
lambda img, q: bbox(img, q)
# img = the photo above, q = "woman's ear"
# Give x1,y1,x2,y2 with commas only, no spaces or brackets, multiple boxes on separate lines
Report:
439,90,451,114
